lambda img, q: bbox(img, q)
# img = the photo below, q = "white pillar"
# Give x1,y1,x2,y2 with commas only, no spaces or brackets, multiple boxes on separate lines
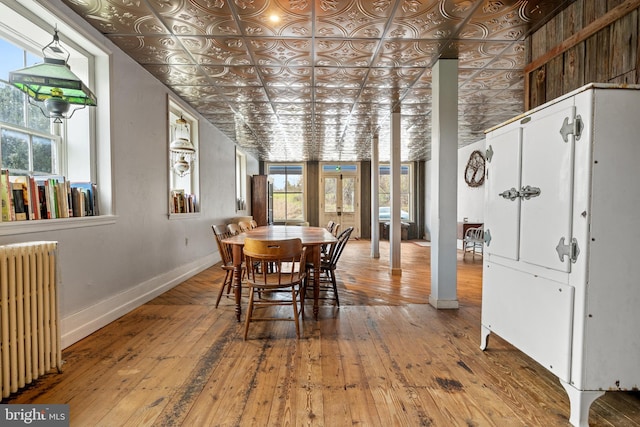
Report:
429,59,459,309
390,104,401,275
371,133,380,258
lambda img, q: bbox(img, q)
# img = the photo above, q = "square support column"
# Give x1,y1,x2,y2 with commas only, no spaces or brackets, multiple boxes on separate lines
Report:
429,59,459,309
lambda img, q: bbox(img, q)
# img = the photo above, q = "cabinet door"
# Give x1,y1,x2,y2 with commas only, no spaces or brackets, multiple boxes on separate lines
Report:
519,101,576,272
484,123,522,261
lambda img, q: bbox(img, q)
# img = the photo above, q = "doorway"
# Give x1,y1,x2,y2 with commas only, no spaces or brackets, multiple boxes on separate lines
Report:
319,163,360,238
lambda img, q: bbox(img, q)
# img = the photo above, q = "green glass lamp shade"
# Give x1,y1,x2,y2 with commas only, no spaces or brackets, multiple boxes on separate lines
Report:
9,58,97,106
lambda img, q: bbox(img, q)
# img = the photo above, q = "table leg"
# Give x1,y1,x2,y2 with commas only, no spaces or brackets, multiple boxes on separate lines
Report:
312,245,320,320
231,244,243,322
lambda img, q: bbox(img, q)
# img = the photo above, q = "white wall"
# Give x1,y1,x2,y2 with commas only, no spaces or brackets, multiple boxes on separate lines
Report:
0,0,259,348
424,138,486,243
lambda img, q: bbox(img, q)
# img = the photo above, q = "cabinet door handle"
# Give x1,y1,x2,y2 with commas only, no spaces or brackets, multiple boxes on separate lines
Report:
520,185,541,200
498,188,519,201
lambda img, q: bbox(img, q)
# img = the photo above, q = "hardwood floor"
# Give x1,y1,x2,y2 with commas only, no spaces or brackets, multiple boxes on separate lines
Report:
6,240,640,426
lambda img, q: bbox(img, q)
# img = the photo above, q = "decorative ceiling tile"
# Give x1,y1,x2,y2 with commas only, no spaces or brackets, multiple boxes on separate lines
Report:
315,39,377,67
63,0,169,35
249,38,312,66
60,0,575,161
107,35,190,65
372,40,440,68
181,37,252,65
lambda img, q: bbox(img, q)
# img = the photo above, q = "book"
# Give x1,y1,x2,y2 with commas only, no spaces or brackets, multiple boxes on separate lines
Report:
70,182,96,216
9,176,33,220
37,184,48,219
11,182,27,220
29,176,40,220
0,169,11,221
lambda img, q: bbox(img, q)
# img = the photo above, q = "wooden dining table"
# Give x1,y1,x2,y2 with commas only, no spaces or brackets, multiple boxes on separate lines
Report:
222,225,337,321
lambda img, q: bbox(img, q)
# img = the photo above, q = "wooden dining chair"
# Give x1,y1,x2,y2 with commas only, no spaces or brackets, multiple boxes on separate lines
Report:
305,226,353,308
242,238,307,340
227,223,241,235
325,220,335,233
238,220,251,232
211,225,237,308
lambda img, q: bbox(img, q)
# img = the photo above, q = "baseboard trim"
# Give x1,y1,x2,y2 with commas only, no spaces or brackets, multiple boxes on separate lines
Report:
60,253,216,349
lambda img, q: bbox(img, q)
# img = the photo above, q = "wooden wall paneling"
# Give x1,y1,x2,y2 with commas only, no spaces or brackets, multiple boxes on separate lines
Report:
546,11,565,49
524,1,640,107
610,69,637,83
584,0,608,24
524,1,640,75
563,0,586,39
563,43,586,93
585,29,612,83
529,67,547,109
637,11,640,83
546,56,565,101
609,10,638,79
530,23,548,63
609,0,628,10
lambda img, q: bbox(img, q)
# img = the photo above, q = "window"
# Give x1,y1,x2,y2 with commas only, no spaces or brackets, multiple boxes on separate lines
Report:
267,163,304,222
235,149,246,211
379,163,412,221
0,1,111,231
168,99,199,215
0,39,60,176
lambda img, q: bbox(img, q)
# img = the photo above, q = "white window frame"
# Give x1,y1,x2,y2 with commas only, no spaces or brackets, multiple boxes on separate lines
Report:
379,163,414,222
266,163,306,223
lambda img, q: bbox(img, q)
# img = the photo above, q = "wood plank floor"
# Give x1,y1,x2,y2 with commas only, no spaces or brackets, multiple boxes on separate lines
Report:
5,240,640,426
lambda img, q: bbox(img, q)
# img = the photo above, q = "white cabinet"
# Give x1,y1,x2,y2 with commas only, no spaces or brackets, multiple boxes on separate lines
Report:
481,83,640,427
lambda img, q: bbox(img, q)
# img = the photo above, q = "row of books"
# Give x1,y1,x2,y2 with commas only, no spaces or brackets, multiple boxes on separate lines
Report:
0,170,98,222
171,189,197,214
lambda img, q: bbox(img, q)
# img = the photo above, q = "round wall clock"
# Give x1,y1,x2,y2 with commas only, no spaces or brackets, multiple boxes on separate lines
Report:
464,150,485,187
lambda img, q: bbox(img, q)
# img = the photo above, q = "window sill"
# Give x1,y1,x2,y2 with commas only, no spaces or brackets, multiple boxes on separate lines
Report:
168,212,200,220
0,215,117,236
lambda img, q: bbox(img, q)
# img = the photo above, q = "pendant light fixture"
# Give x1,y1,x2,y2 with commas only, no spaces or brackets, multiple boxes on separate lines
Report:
170,115,196,177
9,26,97,123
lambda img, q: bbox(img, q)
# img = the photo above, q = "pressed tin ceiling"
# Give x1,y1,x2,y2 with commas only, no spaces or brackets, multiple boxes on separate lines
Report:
60,0,573,162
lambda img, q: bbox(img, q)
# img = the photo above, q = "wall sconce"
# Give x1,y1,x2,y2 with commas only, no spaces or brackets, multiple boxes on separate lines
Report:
170,115,196,177
8,27,97,123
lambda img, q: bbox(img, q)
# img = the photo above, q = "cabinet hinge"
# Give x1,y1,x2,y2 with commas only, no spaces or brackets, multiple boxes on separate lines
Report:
555,237,580,263
484,229,492,246
485,145,494,163
559,115,583,143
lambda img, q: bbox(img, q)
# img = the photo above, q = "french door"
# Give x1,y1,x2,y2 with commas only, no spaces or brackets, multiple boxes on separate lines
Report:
319,163,360,238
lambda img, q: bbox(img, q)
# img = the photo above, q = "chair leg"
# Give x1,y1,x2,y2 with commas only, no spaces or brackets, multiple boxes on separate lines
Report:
243,287,255,340
300,277,306,317
330,270,340,307
215,270,233,308
291,286,300,339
